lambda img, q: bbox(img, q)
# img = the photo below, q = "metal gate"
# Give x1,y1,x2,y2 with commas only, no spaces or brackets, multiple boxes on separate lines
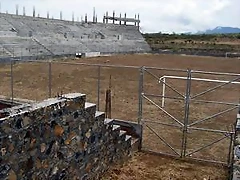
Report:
138,66,240,165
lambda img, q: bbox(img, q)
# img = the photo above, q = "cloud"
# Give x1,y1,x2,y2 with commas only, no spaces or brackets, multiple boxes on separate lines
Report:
1,0,239,33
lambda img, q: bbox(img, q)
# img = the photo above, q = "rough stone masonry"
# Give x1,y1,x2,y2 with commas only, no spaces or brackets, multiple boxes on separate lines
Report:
0,93,133,179
233,108,240,180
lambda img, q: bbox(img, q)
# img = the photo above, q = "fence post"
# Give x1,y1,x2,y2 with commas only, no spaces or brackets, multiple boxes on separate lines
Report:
162,77,166,108
21,47,23,60
138,66,144,124
181,69,192,158
138,66,144,151
10,59,14,103
97,65,101,111
48,61,52,98
229,126,237,180
228,133,234,177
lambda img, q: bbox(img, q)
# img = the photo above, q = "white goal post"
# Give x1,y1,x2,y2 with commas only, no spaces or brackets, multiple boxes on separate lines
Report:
159,75,240,108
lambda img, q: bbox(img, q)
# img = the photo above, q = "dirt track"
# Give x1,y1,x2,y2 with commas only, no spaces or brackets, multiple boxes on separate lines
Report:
0,54,239,179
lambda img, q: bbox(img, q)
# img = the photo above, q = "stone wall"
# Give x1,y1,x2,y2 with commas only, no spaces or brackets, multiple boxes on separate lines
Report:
0,93,134,179
232,107,240,180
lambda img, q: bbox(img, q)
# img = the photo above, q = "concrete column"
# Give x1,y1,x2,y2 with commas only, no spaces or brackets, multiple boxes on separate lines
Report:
93,7,95,23
113,11,115,24
47,11,49,19
85,14,88,23
33,6,35,17
60,11,62,20
103,13,105,23
124,13,127,25
106,11,108,23
23,7,26,16
72,12,74,22
119,13,122,25
95,15,98,23
38,13,40,18
16,4,19,15
137,14,140,29
134,14,136,26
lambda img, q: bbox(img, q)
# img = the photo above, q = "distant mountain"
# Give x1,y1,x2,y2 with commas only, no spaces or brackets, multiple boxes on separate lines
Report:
196,26,240,34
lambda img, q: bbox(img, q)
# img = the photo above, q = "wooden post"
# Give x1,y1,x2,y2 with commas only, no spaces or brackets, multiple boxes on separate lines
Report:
105,75,112,119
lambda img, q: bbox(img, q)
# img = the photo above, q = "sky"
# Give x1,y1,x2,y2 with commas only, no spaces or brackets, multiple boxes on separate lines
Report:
0,0,239,33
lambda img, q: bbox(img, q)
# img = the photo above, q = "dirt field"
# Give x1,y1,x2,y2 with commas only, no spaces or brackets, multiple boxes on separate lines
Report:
102,152,227,180
0,54,239,179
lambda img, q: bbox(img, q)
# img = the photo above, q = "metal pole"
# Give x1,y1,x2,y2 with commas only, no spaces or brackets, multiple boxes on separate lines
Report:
138,66,144,151
191,76,240,99
162,77,166,108
186,134,230,157
48,61,52,98
227,133,234,167
97,66,101,111
145,124,180,156
21,47,22,60
189,106,238,127
230,126,237,180
138,66,144,124
161,75,240,85
143,94,184,126
146,69,185,98
10,60,14,103
181,69,192,158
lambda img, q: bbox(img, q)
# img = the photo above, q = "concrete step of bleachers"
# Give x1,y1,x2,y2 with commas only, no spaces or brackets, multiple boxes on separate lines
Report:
0,13,150,58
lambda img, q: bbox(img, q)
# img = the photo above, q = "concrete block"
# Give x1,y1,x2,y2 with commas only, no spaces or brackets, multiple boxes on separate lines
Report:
82,52,101,57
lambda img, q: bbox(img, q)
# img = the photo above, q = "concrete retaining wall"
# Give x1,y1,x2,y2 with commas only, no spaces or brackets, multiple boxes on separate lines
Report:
0,93,135,179
82,52,101,58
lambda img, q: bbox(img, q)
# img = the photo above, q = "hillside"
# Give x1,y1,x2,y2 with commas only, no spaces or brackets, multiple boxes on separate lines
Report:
197,27,240,34
143,33,240,57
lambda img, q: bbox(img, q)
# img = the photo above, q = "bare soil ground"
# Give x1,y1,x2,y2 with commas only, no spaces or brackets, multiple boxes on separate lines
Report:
102,152,227,180
0,54,239,179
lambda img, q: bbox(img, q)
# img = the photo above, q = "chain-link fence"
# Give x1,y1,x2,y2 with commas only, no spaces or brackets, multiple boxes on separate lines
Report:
0,59,239,169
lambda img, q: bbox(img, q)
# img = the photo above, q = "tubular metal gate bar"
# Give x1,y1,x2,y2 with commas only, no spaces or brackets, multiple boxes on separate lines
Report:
1,59,240,168
138,66,240,167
